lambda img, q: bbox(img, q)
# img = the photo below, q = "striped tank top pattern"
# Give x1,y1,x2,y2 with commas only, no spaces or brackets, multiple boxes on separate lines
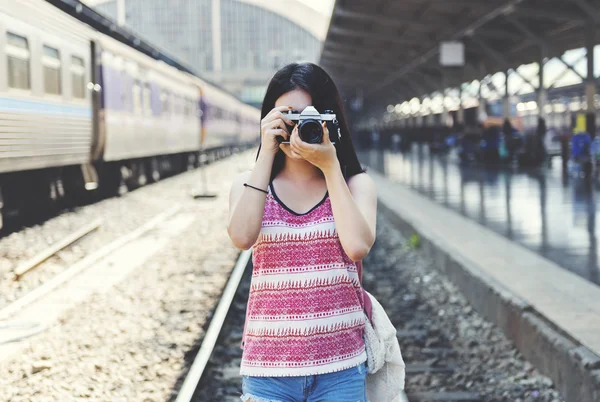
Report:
239,183,367,377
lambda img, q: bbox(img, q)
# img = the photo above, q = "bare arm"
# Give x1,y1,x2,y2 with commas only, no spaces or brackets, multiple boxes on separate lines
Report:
227,105,293,249
323,166,377,261
227,153,274,249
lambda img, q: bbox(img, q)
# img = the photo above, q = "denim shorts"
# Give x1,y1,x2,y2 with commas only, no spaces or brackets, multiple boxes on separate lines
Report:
240,361,368,402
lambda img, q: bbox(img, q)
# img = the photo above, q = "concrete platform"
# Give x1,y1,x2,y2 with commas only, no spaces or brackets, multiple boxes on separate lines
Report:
371,170,600,402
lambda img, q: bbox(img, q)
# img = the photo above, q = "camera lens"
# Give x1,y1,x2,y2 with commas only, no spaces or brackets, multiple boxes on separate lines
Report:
298,120,323,144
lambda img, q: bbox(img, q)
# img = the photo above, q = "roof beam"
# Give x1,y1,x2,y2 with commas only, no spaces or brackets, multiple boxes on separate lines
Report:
321,59,394,74
476,28,524,41
333,6,429,29
401,78,426,98
509,19,584,54
514,6,587,22
320,51,406,67
506,16,550,48
469,36,511,68
568,0,600,23
366,0,525,96
323,39,419,56
328,26,424,45
506,16,586,81
469,36,538,90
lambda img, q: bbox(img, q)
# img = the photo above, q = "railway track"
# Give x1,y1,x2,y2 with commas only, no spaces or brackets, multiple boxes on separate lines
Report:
0,149,258,401
189,216,563,402
175,249,252,402
0,206,182,349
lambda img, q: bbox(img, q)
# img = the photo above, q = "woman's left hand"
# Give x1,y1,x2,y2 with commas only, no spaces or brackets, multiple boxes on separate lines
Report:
290,122,339,173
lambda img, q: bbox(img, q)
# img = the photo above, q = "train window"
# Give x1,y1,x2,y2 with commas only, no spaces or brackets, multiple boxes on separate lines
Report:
143,83,151,116
120,71,130,109
43,45,61,95
6,32,31,90
133,80,142,114
190,99,197,117
184,98,191,116
175,96,182,115
71,56,86,99
161,90,170,115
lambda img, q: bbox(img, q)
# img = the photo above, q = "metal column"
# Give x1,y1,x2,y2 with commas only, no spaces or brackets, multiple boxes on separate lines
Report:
585,21,596,136
211,0,223,78
536,50,548,164
116,0,126,26
503,70,511,119
478,78,486,123
457,85,465,126
538,52,548,121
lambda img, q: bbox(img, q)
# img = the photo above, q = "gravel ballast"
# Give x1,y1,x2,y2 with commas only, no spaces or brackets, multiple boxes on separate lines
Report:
197,215,565,402
0,150,255,402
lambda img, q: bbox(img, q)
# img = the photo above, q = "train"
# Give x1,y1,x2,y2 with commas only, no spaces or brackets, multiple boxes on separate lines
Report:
0,0,260,227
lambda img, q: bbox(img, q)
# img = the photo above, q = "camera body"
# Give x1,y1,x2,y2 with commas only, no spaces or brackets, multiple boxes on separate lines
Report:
285,106,341,144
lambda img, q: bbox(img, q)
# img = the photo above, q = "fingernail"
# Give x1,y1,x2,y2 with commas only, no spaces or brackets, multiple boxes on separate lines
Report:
288,106,293,109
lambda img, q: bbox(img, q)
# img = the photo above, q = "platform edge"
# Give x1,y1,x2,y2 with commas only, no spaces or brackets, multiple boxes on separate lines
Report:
378,198,600,402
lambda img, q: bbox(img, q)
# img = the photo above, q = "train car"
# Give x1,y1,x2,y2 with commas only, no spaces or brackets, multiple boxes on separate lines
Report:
239,102,261,147
0,0,97,219
0,0,260,227
95,34,202,192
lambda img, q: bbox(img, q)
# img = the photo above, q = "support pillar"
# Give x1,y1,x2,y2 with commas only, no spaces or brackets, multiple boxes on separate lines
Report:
535,48,548,164
503,70,511,119
428,95,435,127
585,21,596,136
538,52,548,120
211,0,223,78
441,90,449,127
457,85,465,126
117,0,126,26
478,79,486,124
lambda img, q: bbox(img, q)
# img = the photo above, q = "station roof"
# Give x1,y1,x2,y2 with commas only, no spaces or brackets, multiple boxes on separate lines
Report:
320,0,600,107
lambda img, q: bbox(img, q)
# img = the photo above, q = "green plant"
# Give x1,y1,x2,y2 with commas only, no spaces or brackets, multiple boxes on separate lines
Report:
409,233,421,249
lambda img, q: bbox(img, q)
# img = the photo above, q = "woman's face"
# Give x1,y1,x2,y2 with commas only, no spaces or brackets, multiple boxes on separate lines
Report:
275,89,312,160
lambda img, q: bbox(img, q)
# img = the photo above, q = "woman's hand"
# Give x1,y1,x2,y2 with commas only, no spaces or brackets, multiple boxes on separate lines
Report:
261,106,294,155
289,122,338,172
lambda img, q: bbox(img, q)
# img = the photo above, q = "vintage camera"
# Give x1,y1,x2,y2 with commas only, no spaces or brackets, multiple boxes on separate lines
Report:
285,106,341,144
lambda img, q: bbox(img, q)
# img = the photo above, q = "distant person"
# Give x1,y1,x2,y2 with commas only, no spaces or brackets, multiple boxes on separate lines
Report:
535,117,547,163
371,130,380,148
227,63,376,401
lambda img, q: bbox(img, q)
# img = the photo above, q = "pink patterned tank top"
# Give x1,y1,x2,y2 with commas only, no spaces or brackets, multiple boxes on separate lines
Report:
239,182,367,377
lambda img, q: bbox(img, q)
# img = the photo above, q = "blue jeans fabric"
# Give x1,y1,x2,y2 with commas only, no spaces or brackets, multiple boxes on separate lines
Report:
240,362,368,402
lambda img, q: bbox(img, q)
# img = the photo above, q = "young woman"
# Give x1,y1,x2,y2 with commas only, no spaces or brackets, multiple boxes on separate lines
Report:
227,63,377,402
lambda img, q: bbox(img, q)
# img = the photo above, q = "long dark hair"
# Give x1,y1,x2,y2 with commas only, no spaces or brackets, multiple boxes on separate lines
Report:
258,63,364,180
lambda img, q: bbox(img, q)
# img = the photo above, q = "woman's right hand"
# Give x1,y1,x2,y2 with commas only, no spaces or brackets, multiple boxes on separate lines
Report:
261,106,294,155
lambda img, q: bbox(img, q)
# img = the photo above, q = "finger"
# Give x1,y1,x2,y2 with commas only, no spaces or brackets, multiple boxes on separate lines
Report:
267,128,288,140
290,124,301,148
266,118,288,133
273,111,295,126
322,121,331,144
292,126,311,151
263,112,290,126
264,106,293,120
290,136,304,154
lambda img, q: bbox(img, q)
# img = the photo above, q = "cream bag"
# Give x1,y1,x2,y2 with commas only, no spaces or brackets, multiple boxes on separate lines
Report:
363,290,406,402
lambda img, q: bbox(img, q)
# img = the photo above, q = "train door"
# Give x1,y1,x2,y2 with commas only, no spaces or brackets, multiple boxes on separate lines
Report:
90,39,104,161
